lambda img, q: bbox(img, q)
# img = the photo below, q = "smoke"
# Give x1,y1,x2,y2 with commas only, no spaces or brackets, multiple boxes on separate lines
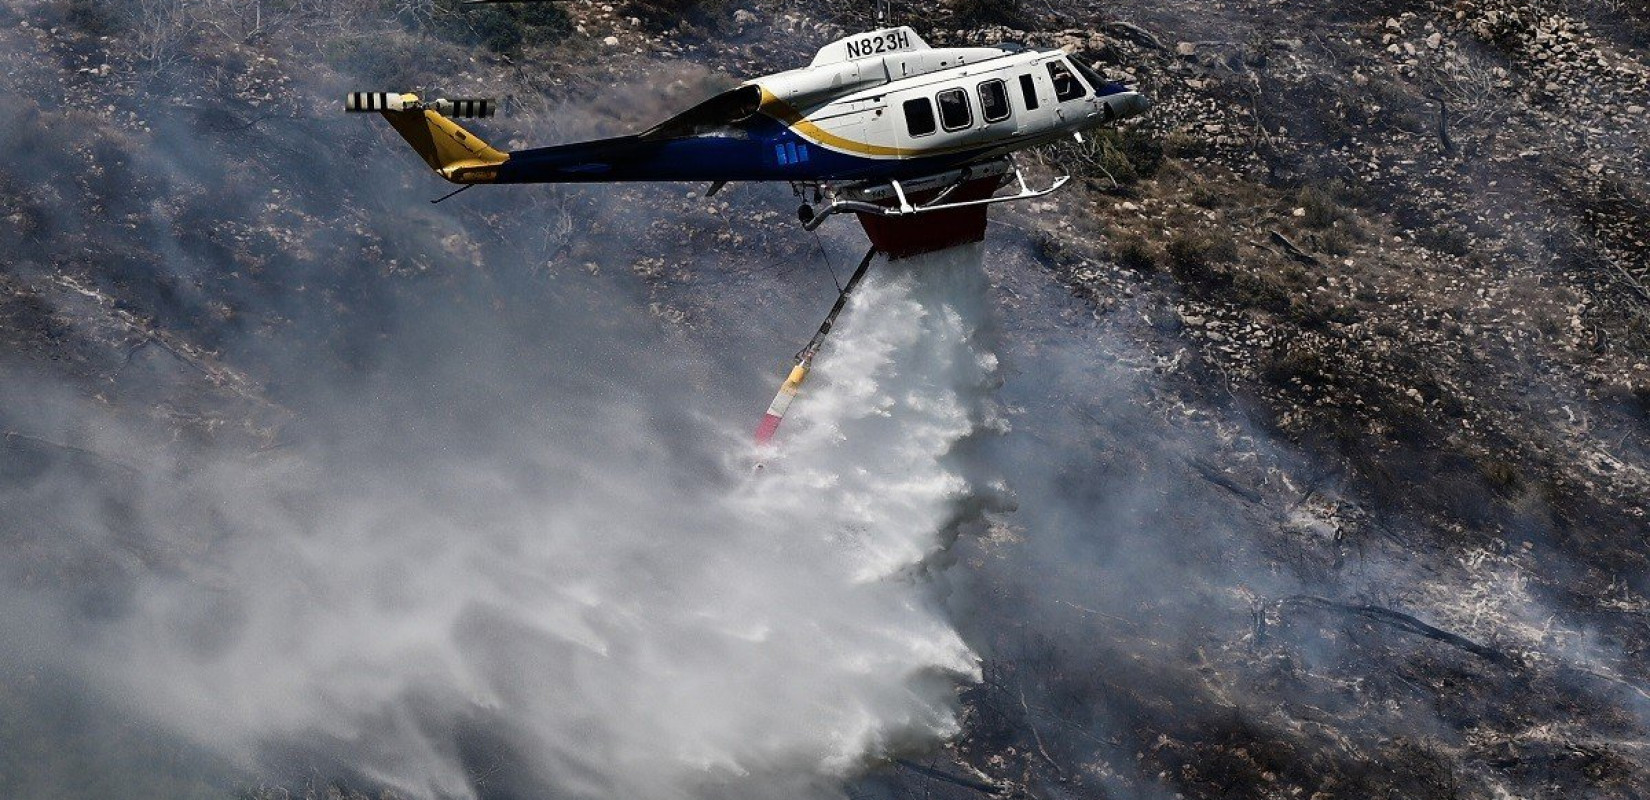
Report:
13,1,1644,796
0,6,1005,794
1,227,999,799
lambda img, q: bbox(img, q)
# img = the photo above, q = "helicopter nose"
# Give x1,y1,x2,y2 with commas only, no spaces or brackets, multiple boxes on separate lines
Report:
1111,91,1150,119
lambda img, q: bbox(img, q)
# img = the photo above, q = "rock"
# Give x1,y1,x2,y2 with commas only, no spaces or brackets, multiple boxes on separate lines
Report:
1176,42,1198,56
603,36,620,46
1426,32,1443,49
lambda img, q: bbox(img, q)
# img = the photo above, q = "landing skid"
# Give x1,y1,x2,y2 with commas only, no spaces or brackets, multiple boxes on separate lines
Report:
799,159,1069,232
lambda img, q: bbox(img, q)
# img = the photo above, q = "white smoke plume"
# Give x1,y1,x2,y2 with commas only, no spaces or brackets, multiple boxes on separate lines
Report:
2,247,997,800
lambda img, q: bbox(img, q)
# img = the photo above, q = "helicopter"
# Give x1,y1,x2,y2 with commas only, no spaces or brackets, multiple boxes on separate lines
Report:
346,12,1148,258
347,5,1150,444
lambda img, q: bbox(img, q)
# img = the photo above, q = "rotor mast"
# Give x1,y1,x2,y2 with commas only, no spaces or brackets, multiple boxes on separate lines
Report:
874,0,892,27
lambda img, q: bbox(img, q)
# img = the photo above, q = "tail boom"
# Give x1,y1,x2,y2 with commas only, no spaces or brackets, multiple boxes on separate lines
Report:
346,92,507,183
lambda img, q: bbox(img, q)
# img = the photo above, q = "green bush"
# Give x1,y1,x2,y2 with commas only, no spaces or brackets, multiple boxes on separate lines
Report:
426,0,571,56
1071,129,1164,186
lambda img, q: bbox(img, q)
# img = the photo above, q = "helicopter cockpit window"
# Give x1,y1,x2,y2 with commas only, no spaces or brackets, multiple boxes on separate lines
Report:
937,88,972,131
903,98,937,137
1047,61,1085,102
978,79,1010,123
1072,59,1113,96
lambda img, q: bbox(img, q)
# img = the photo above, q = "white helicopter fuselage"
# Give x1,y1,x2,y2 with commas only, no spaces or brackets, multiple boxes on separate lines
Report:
348,25,1147,254
747,26,1148,181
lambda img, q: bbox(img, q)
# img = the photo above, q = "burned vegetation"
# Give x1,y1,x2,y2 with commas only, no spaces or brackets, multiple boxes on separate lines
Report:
1,0,1647,799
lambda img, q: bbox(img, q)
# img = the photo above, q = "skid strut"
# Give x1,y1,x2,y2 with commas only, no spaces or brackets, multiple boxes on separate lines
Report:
801,158,1068,232
754,245,878,445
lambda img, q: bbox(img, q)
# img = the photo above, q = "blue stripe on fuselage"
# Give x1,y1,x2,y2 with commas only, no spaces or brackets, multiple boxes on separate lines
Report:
493,115,988,185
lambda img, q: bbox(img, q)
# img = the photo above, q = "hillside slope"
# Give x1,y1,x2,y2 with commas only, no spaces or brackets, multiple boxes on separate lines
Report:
0,0,1646,798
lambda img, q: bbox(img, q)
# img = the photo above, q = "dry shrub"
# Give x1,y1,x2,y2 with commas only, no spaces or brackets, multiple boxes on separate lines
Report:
1167,230,1238,273
1297,186,1350,229
1111,233,1155,272
1264,345,1327,385
1416,224,1473,256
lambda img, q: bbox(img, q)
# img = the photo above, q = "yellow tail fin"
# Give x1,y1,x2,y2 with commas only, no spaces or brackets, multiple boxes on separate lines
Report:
346,93,508,184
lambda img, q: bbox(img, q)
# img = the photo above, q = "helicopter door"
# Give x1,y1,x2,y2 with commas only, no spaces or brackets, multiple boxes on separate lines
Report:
1013,72,1039,136
1046,59,1087,123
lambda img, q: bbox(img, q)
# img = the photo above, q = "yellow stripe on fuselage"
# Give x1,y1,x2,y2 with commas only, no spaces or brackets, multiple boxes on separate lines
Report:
758,87,904,158
757,84,1052,162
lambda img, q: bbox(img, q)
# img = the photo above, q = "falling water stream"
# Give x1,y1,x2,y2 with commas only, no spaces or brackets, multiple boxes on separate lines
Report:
1,246,1000,800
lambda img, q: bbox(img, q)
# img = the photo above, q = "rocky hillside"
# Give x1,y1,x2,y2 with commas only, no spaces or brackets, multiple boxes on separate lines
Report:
1,0,1647,798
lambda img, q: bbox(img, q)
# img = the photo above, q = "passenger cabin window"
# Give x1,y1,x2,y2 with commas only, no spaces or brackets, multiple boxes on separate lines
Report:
903,98,937,137
937,88,972,131
1018,74,1040,111
1047,61,1085,102
978,79,1010,123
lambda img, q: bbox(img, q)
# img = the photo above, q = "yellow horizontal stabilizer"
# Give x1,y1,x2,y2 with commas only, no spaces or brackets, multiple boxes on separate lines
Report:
352,93,508,184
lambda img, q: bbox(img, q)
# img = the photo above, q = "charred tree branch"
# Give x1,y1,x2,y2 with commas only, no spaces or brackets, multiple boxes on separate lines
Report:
1423,92,1455,154
1188,457,1262,503
1275,595,1517,667
1019,686,1065,777
1268,230,1322,266
894,759,1007,796
1102,20,1165,51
